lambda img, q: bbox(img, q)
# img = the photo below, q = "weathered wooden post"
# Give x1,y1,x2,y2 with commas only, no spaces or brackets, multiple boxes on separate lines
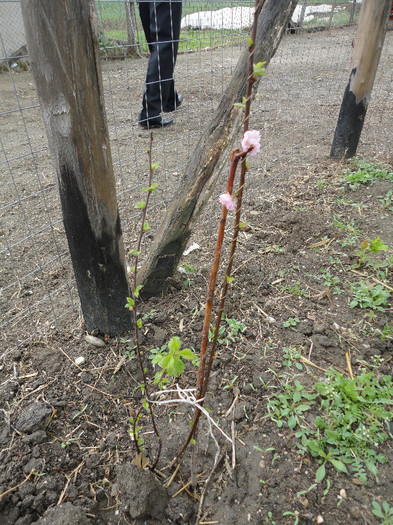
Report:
20,0,132,335
349,0,357,24
328,0,337,29
126,0,141,57
138,0,298,297
330,0,391,159
299,0,308,33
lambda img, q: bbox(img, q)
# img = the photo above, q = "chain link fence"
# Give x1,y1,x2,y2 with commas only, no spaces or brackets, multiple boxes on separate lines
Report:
1,1,392,358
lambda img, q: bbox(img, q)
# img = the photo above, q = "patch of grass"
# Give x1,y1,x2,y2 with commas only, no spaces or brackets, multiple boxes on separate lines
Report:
281,281,308,297
209,317,246,346
316,268,343,295
332,213,361,247
268,367,393,484
378,190,393,212
342,158,393,189
349,281,390,312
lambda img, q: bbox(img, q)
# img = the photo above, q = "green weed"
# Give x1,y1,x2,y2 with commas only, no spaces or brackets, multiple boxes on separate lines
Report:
377,190,393,212
349,281,390,312
281,281,308,297
149,336,199,387
316,268,343,295
372,501,393,525
332,213,361,247
209,317,246,346
268,362,393,484
283,317,300,329
342,158,393,189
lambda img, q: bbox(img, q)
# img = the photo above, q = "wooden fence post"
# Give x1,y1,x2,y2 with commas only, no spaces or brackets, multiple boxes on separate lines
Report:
138,0,298,298
20,0,132,335
330,0,391,159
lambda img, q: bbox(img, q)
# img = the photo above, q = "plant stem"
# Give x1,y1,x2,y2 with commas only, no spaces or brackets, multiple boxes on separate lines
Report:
173,0,264,466
132,132,161,469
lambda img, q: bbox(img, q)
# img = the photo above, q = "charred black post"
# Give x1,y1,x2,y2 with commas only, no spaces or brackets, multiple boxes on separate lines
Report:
21,0,132,335
330,0,391,159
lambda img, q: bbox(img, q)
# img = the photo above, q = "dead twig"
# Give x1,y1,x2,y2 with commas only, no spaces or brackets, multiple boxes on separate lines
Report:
195,446,227,525
0,469,35,500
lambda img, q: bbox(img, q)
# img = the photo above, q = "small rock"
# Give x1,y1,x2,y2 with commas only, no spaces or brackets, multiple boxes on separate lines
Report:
34,502,91,524
80,372,92,383
23,430,47,445
75,356,85,366
313,323,326,334
311,334,332,348
151,325,167,347
15,402,52,434
86,334,106,348
116,463,168,520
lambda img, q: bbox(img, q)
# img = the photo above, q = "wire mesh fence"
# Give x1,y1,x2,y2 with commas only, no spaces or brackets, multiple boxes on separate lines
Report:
1,1,392,358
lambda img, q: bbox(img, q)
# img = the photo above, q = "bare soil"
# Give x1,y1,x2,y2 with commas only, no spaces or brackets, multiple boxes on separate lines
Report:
1,27,393,525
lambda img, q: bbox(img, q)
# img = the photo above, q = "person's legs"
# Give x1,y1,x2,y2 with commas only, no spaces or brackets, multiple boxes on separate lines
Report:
138,1,182,123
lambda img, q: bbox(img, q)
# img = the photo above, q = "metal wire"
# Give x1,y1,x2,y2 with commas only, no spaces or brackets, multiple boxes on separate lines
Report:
0,1,392,357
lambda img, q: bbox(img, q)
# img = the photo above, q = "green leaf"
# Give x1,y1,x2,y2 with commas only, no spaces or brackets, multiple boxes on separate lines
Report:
137,318,143,328
253,61,266,77
288,415,297,429
168,336,182,354
166,356,184,376
246,37,254,47
226,275,235,284
142,182,159,193
369,237,388,253
125,297,135,310
151,162,160,172
293,391,301,403
134,285,143,298
179,348,197,360
372,501,384,518
329,459,348,474
316,463,326,483
134,201,146,210
143,221,151,232
128,249,141,257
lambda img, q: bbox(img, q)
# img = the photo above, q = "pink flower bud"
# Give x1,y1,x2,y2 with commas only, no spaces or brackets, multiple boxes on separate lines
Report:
241,129,261,156
219,192,235,211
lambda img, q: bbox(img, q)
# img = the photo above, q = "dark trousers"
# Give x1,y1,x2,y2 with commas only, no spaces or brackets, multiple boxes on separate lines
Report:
138,0,182,121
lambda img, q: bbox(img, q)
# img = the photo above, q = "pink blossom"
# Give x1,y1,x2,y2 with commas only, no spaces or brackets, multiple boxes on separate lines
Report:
219,192,235,211
241,129,261,156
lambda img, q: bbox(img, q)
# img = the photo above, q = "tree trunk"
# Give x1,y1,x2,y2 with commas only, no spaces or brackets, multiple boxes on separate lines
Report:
138,0,298,298
21,0,132,335
330,0,391,159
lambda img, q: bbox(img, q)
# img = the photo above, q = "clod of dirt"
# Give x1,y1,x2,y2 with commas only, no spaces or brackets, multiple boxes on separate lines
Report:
34,502,91,524
116,463,169,520
14,401,52,434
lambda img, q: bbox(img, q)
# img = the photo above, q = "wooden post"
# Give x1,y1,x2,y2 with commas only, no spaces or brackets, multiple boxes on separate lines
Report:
349,0,357,24
20,0,132,335
328,0,337,30
138,0,298,297
330,0,391,159
125,0,141,57
299,0,308,33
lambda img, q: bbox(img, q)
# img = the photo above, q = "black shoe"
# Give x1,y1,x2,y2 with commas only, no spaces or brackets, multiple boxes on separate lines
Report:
138,116,174,129
164,94,183,113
